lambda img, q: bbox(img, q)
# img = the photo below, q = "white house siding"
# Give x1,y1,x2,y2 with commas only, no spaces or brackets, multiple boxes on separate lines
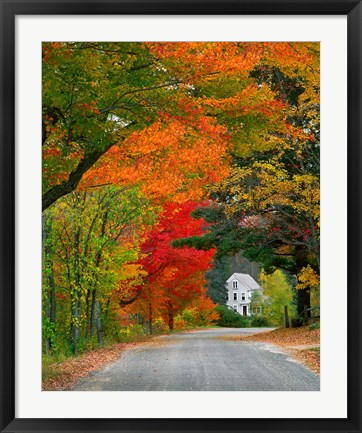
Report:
225,273,262,316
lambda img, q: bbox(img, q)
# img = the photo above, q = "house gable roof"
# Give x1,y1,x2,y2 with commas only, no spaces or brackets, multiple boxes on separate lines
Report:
226,273,261,291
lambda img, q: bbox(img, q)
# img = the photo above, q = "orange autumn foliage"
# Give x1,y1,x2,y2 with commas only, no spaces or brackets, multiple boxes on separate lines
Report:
43,42,319,206
80,116,230,202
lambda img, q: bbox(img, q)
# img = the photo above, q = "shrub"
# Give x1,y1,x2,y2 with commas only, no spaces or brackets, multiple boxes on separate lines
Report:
215,305,251,328
182,308,198,326
250,315,270,327
152,317,168,334
119,324,145,341
174,308,204,330
174,315,186,330
309,322,320,330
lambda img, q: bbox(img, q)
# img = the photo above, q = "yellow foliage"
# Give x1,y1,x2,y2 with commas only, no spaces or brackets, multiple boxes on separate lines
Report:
297,265,320,290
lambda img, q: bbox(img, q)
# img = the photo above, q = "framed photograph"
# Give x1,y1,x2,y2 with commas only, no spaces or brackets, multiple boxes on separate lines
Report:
0,0,360,432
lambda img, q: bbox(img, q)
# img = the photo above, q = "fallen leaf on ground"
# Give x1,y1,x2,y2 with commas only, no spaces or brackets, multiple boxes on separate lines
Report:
221,326,320,374
43,342,145,391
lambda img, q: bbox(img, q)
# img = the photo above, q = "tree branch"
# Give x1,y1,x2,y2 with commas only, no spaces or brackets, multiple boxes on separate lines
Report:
42,145,112,211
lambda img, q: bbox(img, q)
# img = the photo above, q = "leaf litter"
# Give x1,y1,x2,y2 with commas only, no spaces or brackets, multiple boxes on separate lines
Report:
222,326,320,374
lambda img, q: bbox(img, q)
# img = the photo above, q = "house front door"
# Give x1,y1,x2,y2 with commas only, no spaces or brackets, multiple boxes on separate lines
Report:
242,306,247,316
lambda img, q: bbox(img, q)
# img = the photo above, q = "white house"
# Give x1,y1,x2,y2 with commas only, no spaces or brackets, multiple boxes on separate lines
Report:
226,273,262,316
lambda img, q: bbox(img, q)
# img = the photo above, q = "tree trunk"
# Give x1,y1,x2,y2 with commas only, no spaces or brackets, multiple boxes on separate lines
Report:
297,287,311,320
45,337,50,355
42,146,112,211
89,288,97,338
85,288,91,341
167,304,174,331
70,228,82,355
70,299,81,356
149,303,153,335
89,212,106,342
95,300,103,347
43,214,57,353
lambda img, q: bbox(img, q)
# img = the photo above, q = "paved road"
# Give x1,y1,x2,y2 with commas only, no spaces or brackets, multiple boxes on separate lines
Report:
73,328,320,391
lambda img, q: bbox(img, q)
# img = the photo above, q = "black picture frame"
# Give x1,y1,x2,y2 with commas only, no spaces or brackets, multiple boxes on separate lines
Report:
1,1,361,432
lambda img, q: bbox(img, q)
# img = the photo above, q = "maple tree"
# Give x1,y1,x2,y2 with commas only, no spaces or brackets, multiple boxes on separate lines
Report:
127,201,216,332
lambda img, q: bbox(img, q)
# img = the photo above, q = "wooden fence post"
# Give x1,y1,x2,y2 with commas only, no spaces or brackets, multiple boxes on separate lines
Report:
310,308,315,325
284,305,290,328
303,305,308,325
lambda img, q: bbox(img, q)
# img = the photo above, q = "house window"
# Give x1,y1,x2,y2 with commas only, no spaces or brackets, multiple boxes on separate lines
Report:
233,305,238,311
241,293,246,301
233,292,238,301
232,281,238,289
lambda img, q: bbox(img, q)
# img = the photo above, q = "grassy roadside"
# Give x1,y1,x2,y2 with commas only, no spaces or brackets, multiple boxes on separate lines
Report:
222,326,320,374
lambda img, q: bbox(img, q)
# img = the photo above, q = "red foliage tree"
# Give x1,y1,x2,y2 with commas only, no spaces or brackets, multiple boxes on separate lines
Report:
131,201,216,331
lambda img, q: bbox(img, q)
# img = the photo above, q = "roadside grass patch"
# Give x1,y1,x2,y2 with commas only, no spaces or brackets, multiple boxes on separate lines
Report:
309,346,320,353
